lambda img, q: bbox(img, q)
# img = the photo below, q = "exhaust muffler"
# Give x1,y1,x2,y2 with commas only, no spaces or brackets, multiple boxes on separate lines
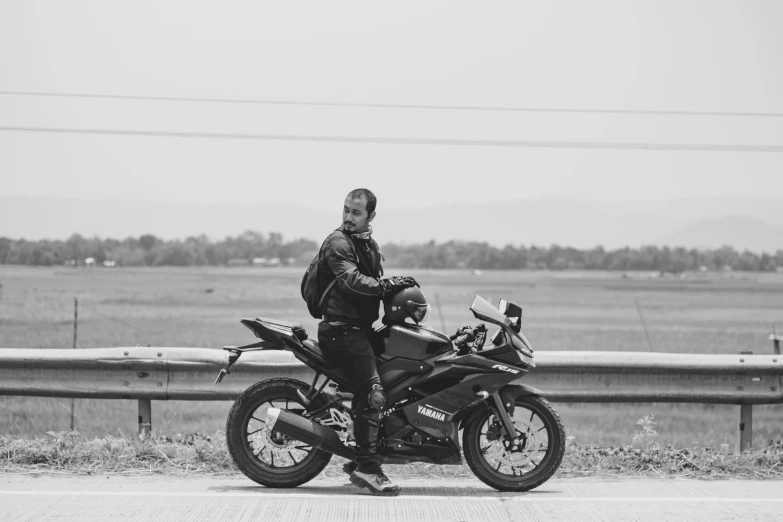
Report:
266,408,355,460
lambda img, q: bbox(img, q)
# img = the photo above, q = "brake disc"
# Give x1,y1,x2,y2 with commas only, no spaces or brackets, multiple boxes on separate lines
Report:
484,417,543,469
251,425,299,451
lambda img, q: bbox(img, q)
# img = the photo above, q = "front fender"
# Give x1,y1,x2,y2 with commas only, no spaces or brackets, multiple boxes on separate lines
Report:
499,383,542,407
457,384,543,430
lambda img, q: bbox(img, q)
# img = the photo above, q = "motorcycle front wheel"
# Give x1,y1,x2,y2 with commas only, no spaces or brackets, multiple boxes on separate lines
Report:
463,395,565,492
225,378,332,488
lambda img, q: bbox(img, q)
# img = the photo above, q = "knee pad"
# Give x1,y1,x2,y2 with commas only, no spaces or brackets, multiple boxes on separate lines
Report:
368,384,386,411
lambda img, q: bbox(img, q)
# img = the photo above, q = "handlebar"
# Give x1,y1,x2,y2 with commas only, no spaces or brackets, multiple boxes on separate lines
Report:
451,333,472,347
451,324,486,352
449,328,473,342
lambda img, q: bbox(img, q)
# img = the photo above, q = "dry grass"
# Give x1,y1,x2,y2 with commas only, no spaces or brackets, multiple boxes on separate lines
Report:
0,431,233,476
2,432,782,480
559,443,783,479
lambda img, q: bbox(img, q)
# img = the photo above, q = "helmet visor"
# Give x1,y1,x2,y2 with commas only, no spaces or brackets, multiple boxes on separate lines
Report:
404,301,431,324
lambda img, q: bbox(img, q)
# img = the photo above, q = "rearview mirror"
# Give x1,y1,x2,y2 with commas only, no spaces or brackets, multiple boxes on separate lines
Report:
498,299,522,333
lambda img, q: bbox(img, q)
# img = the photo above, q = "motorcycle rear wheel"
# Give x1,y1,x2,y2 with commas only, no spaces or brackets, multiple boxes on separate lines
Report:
226,378,332,488
463,395,565,492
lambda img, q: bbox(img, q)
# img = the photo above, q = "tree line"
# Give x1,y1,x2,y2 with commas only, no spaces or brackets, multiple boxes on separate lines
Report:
1,232,781,272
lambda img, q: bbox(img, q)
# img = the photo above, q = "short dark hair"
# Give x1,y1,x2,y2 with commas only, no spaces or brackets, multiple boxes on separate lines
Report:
346,188,377,215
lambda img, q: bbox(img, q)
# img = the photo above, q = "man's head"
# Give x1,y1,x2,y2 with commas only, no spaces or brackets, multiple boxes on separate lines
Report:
343,188,377,234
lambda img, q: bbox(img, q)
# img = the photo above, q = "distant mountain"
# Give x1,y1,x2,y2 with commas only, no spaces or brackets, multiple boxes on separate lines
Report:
657,215,783,253
2,194,782,252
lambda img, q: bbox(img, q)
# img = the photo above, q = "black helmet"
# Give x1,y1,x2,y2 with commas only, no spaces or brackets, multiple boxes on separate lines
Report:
383,286,431,325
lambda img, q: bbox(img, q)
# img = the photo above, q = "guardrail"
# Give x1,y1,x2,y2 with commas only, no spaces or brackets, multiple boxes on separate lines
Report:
1,347,781,450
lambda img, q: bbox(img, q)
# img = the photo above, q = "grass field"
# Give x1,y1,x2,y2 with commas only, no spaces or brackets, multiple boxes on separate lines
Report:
1,266,782,447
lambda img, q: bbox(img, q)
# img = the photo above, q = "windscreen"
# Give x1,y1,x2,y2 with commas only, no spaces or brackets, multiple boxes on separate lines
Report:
469,295,508,326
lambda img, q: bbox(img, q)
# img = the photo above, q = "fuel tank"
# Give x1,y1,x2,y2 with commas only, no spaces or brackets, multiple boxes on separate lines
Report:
373,324,452,361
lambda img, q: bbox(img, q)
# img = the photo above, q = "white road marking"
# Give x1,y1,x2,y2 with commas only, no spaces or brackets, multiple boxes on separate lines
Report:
0,490,781,503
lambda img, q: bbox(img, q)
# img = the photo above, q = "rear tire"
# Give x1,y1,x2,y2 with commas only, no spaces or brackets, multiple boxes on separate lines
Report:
463,395,565,492
226,378,332,488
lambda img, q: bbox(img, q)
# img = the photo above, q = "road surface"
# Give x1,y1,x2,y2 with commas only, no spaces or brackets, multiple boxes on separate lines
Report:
1,474,780,521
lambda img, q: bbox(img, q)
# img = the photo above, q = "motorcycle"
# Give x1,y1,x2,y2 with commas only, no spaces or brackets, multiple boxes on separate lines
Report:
215,294,565,492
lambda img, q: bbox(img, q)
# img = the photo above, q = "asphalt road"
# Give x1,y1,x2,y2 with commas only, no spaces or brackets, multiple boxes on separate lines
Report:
1,474,781,521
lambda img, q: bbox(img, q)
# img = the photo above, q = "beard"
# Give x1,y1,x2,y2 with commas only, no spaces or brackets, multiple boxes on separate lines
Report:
343,223,372,238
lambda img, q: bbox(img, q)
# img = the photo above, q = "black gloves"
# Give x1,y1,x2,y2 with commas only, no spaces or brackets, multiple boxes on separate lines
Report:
379,276,419,296
398,276,419,288
452,326,474,339
451,324,487,354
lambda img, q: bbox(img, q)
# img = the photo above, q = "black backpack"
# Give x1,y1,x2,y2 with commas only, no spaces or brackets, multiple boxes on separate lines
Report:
300,235,340,319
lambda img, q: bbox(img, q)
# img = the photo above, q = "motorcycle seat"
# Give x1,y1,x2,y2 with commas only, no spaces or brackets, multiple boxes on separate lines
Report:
251,317,308,341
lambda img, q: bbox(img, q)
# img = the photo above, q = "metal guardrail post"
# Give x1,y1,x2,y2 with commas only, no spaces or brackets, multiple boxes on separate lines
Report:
736,348,754,451
739,404,753,452
138,399,152,437
70,298,77,432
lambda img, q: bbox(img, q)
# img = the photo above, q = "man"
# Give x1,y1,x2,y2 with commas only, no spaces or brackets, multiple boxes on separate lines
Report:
317,188,417,496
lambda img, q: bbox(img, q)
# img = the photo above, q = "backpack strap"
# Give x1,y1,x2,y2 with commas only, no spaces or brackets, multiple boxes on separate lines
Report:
317,278,339,309
316,230,351,313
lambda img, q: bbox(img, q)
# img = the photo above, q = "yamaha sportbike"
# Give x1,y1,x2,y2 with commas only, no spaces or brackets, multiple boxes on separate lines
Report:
216,295,565,492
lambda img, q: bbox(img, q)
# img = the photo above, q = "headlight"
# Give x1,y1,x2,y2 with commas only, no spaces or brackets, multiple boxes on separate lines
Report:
511,333,534,357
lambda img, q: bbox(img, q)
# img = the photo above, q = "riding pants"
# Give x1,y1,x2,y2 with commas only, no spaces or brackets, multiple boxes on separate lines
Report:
318,322,384,474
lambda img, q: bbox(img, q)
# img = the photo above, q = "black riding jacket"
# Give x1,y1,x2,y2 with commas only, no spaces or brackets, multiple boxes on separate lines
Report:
320,229,384,327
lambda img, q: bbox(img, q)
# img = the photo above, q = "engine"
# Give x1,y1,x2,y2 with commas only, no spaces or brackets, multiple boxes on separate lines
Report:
384,411,408,437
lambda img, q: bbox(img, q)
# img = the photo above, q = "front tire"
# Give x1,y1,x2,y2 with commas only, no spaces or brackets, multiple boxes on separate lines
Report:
463,395,565,492
226,378,333,488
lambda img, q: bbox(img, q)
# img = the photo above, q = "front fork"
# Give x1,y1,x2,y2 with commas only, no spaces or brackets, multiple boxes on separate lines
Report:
490,392,522,446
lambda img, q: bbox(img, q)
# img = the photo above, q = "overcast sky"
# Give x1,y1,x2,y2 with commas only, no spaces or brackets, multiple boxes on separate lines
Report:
2,0,782,213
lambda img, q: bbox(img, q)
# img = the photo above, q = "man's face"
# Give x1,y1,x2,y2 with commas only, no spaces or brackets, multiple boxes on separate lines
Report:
343,196,374,233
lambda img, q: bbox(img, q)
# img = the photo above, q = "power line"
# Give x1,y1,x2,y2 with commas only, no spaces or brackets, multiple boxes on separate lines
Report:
2,125,782,152
1,90,782,118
